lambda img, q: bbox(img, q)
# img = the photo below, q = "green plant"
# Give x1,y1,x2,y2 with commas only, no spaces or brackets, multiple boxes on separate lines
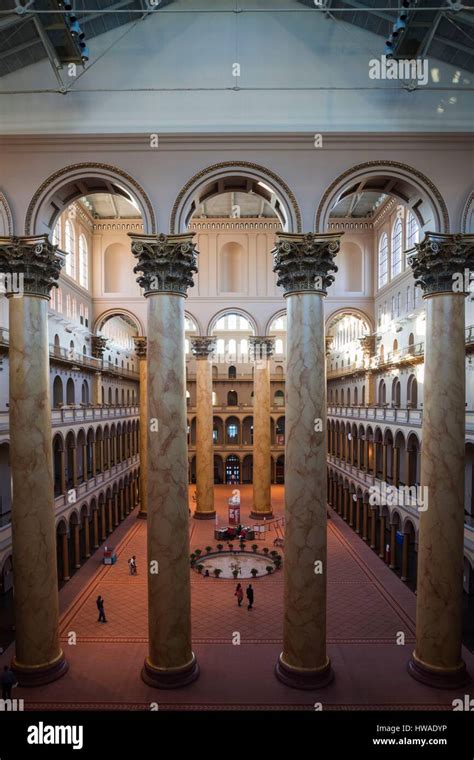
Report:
274,558,282,568
194,549,202,556
214,568,222,578
217,543,223,551
190,552,196,560
197,564,204,574
270,550,278,557
266,565,273,574
227,543,234,551
263,547,269,555
205,546,212,553
251,568,258,577
232,569,239,578
252,544,258,553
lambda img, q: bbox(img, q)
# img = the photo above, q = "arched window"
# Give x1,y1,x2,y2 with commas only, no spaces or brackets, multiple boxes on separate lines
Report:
378,379,386,406
354,387,358,406
81,380,89,404
52,217,61,247
216,339,225,355
64,220,76,279
406,211,420,249
274,390,284,407
227,390,238,406
66,378,75,405
391,218,403,278
407,374,418,408
378,233,389,288
240,338,248,357
79,234,88,289
392,378,401,408
228,365,237,379
53,376,63,407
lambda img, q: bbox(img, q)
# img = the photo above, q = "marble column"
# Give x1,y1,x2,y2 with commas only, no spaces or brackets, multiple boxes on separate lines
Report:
343,487,349,521
273,231,341,689
407,232,473,688
250,336,275,519
362,500,369,541
62,533,70,582
92,371,102,406
379,515,386,559
389,522,397,569
356,496,362,534
134,337,148,520
73,523,81,569
100,503,106,541
0,236,68,685
131,231,200,688
349,493,355,527
93,510,99,549
370,508,377,549
401,532,409,582
382,443,388,482
83,514,91,558
107,497,113,533
113,493,119,527
191,336,216,520
119,488,125,520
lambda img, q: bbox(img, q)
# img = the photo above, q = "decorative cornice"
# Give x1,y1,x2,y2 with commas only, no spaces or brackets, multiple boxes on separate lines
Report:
408,232,474,296
25,162,157,235
249,336,275,361
191,336,216,359
91,335,108,359
170,161,302,233
0,192,13,236
272,232,341,296
0,235,64,298
315,161,450,233
133,336,147,358
130,232,198,296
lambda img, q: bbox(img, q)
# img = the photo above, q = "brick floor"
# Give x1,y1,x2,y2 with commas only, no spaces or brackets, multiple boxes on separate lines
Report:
2,486,474,710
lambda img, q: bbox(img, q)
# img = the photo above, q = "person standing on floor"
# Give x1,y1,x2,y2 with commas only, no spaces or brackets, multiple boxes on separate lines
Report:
234,583,243,607
1,665,17,701
246,584,254,611
96,595,107,623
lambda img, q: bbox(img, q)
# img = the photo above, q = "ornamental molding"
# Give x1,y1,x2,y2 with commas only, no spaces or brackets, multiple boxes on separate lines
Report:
315,161,450,233
170,161,302,233
25,162,157,235
133,336,147,358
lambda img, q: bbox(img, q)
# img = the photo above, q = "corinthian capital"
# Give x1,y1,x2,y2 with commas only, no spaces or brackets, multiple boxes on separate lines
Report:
249,336,275,362
272,232,341,295
191,336,216,359
130,232,198,296
91,336,108,359
408,232,474,296
0,235,64,298
133,336,147,358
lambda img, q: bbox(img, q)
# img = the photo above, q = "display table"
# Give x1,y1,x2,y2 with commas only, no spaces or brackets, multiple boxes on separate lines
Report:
103,546,117,565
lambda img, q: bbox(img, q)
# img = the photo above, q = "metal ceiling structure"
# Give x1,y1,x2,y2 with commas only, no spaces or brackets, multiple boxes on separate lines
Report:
0,1,472,82
299,0,474,73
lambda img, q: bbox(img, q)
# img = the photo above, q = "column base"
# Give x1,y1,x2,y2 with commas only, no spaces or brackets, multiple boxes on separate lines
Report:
141,653,199,689
275,653,334,690
193,511,216,520
136,510,147,520
407,652,470,689
12,650,68,687
250,510,273,520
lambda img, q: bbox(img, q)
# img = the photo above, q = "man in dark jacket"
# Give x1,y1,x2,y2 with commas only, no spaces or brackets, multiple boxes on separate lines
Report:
246,584,254,611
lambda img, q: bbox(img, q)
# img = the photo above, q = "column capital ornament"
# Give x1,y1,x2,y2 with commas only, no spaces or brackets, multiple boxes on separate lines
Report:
0,235,64,298
130,232,198,296
359,334,376,357
91,336,108,359
408,232,474,296
134,336,147,358
249,336,275,361
325,336,334,357
191,336,216,359
272,232,341,295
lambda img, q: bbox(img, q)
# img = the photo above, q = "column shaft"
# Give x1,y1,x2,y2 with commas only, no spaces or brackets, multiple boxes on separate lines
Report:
192,339,216,520
251,338,274,519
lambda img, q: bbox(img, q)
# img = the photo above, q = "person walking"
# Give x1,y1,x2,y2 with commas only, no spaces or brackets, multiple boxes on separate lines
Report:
128,555,137,575
96,595,107,623
246,583,254,611
234,583,243,607
1,665,17,701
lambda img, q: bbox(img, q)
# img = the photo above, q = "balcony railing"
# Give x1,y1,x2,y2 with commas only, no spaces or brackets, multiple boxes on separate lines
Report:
0,405,139,435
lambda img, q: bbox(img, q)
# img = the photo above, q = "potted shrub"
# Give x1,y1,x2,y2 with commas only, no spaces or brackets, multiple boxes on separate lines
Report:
216,543,223,552
190,552,196,561
251,568,258,578
214,568,222,578
205,546,212,554
227,543,234,551
270,550,278,557
197,564,204,574
232,569,239,579
239,541,245,551
263,547,269,555
274,558,282,569
252,544,258,553
194,549,202,557
266,565,273,574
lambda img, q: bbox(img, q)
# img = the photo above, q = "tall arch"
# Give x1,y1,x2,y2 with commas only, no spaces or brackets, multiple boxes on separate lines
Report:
24,162,156,236
461,191,474,233
315,161,449,233
0,191,14,236
170,161,301,233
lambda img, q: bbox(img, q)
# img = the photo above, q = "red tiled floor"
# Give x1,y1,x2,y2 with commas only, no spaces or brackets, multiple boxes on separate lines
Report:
2,486,473,710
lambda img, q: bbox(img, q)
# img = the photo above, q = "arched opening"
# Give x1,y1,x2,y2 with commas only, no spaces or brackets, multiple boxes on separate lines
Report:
225,455,241,485
53,376,63,407
66,378,75,405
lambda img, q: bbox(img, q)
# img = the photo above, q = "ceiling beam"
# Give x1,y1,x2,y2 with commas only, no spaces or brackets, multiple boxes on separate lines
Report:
433,33,474,57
